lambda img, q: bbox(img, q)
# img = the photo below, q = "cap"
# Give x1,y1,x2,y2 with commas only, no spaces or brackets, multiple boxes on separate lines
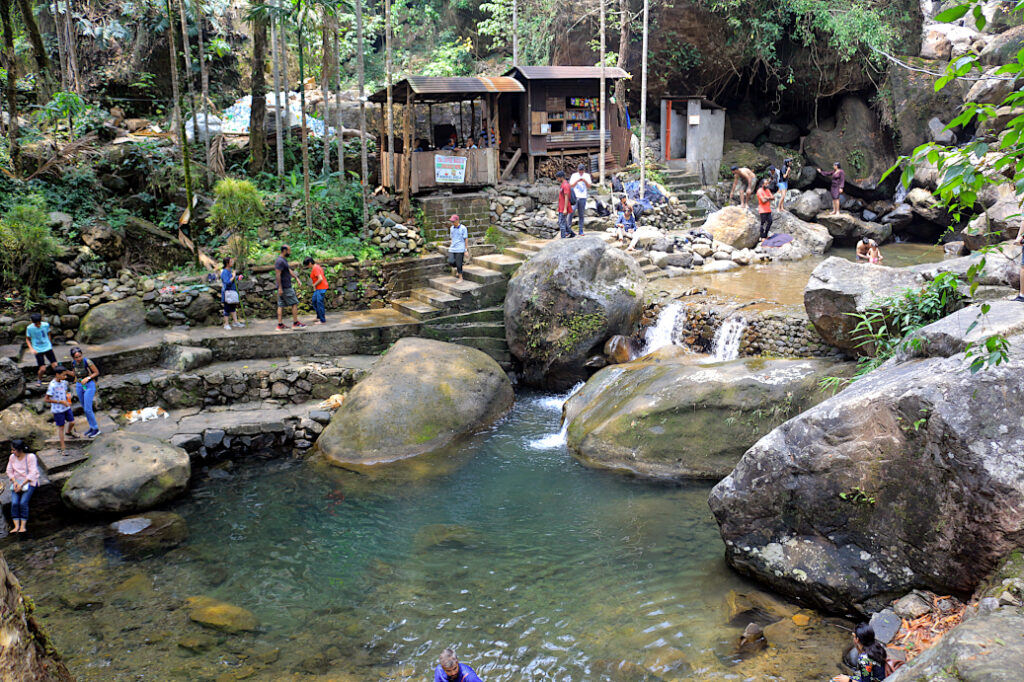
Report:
449,215,459,222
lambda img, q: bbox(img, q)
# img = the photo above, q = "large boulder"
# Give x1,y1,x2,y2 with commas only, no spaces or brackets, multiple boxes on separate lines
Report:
317,338,513,469
772,212,833,254
0,555,75,681
906,187,953,227
814,213,892,245
0,404,50,451
920,23,980,60
966,66,1018,105
721,140,771,174
911,243,1022,287
564,350,844,480
900,301,1024,360
0,357,25,410
704,206,761,249
804,257,926,353
979,24,1024,65
789,189,830,221
886,610,1024,681
962,182,1020,249
78,296,147,344
885,57,966,155
81,222,125,261
709,326,1024,614
505,237,645,388
803,96,897,196
62,432,191,513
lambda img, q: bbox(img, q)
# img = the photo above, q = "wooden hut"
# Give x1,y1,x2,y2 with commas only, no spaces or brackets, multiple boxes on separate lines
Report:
502,65,632,181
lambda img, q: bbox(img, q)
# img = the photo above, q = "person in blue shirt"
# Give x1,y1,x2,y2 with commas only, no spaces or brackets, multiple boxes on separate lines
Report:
26,313,57,385
448,215,470,282
434,648,484,682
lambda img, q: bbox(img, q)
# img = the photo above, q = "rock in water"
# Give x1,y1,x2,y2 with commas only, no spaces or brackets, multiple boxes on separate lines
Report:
186,596,260,633
62,432,191,513
317,338,513,470
804,257,926,354
107,511,188,560
504,237,645,388
814,212,892,245
704,206,761,250
0,357,25,410
563,351,845,480
708,327,1024,614
789,189,830,222
78,296,147,344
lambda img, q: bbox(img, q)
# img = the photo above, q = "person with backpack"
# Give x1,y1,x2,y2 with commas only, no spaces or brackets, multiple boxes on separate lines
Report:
220,256,245,331
831,623,888,682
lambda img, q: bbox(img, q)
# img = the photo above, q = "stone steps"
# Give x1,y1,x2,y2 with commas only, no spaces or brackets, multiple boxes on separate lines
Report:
504,246,535,260
391,297,444,320
462,264,507,286
37,448,89,475
423,321,506,339
472,253,525,276
408,287,462,311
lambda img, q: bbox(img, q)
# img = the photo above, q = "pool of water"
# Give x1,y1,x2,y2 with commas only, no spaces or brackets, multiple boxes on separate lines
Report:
4,392,851,681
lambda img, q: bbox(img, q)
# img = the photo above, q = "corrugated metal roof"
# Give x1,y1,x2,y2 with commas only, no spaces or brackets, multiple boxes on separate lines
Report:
368,76,523,103
505,65,631,80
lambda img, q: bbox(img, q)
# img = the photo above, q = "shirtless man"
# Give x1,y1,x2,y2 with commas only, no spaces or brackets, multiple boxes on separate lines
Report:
856,237,872,262
730,166,757,207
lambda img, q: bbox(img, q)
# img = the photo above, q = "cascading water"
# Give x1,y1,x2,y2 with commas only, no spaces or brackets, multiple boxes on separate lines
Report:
893,183,908,204
644,302,683,354
527,381,584,450
709,316,748,362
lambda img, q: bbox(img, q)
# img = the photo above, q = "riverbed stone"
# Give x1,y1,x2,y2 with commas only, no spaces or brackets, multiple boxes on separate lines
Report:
185,596,260,633
78,296,147,344
789,189,830,221
708,331,1024,614
62,432,191,513
804,257,926,354
0,357,24,410
318,338,513,470
563,349,845,480
107,511,188,560
505,236,645,388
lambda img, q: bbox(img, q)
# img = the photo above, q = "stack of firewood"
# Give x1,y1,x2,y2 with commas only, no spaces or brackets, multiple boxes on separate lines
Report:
537,154,591,179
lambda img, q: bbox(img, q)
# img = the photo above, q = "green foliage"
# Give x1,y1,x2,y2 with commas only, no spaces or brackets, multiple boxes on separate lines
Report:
484,225,514,252
478,0,561,65
838,487,876,505
209,177,265,234
0,196,64,291
422,37,475,77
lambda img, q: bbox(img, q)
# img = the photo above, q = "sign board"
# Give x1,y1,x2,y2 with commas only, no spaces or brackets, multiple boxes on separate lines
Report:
435,155,467,184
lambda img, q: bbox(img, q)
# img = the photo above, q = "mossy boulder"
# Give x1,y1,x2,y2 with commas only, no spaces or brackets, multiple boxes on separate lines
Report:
564,349,844,480
504,237,645,389
78,296,147,344
62,432,191,513
317,338,513,471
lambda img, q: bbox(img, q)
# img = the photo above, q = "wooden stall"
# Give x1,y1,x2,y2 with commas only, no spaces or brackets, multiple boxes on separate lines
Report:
368,76,525,209
502,66,631,181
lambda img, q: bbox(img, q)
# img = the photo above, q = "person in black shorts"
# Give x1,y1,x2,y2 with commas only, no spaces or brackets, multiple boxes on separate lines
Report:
25,313,57,385
275,244,306,331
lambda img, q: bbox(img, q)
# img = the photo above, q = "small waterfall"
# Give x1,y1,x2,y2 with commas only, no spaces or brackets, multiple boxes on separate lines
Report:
893,183,908,204
710,317,748,362
644,302,683,355
528,382,584,450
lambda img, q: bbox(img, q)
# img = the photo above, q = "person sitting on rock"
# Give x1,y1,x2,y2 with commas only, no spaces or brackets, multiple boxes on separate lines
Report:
6,439,39,534
616,205,638,250
434,648,483,682
729,166,757,207
831,622,887,682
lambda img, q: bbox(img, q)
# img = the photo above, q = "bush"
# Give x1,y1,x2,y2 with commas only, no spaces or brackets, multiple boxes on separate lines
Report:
0,197,64,291
209,178,264,234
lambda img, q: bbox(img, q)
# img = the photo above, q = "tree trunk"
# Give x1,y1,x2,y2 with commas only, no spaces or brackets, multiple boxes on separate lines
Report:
279,2,290,141
333,18,341,177
512,0,518,66
51,0,67,90
15,0,55,101
195,0,211,182
177,0,200,177
249,11,268,174
355,0,369,230
599,0,605,185
321,8,331,176
0,0,20,175
615,0,628,127
164,0,195,262
64,0,80,93
385,0,394,189
639,0,648,195
270,1,284,175
298,3,312,234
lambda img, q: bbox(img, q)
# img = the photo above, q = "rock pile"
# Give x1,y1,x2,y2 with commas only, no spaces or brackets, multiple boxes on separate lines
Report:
367,212,425,257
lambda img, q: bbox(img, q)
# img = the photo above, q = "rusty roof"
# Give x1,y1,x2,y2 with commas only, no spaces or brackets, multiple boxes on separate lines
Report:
504,65,631,80
368,76,524,103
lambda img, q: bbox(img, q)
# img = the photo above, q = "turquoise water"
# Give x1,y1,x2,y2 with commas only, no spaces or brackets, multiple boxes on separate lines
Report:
5,391,848,681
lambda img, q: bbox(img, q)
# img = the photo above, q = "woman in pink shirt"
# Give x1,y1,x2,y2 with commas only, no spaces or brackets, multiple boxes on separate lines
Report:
7,439,40,533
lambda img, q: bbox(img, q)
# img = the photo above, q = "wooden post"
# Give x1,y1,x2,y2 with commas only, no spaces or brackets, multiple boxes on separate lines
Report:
459,100,464,144
355,0,369,228
402,89,412,215
492,94,498,147
639,0,649,197
385,0,395,190
599,0,606,185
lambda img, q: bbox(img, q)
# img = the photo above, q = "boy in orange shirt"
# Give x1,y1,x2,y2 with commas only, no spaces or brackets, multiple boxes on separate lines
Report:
304,257,329,324
756,178,774,241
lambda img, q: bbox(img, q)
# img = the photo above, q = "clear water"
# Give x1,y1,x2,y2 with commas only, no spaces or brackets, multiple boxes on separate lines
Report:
5,392,849,681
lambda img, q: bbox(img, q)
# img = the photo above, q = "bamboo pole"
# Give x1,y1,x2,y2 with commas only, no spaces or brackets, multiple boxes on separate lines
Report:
195,0,211,182
64,0,80,94
402,89,412,215
385,0,394,190
355,0,369,229
321,8,331,176
639,0,648,197
51,0,67,90
599,0,606,186
177,0,200,171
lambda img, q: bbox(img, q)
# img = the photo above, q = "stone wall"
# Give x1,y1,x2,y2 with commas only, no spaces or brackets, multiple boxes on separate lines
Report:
169,409,332,460
674,303,841,358
418,193,491,241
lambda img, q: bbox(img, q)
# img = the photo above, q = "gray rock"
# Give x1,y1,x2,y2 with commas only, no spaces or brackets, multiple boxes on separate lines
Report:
160,345,213,372
0,357,25,410
664,252,694,268
804,96,896,194
907,187,952,227
901,301,1024,360
790,189,830,222
892,592,933,620
79,296,147,344
881,203,915,228
979,23,1024,65
309,410,332,424
63,432,191,513
804,257,926,353
505,237,645,389
709,333,1024,613
107,511,188,560
814,213,892,244
185,294,220,323
869,609,901,644
767,122,800,145
170,433,203,452
203,429,225,449
704,207,761,250
772,212,834,254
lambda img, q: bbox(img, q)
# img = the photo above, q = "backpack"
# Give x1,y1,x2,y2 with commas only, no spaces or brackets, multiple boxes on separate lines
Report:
611,176,624,193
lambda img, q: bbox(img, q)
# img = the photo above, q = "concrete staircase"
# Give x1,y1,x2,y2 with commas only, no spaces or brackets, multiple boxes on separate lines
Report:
660,169,708,228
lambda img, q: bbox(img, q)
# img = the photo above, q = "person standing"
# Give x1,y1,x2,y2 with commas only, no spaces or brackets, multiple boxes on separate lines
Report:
756,178,774,241
275,245,305,331
26,313,57,385
776,159,792,212
448,215,470,282
6,439,39,534
729,166,757,207
45,366,77,452
569,162,592,235
556,171,574,239
818,162,845,215
304,257,329,324
70,347,101,439
1014,217,1024,302
221,256,245,331
434,648,484,682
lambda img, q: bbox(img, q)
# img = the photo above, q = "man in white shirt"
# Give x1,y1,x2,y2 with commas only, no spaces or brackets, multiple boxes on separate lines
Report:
568,163,592,236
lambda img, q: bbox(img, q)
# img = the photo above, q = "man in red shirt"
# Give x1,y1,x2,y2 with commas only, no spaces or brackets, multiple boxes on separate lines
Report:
756,178,774,241
556,170,574,239
304,257,329,324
